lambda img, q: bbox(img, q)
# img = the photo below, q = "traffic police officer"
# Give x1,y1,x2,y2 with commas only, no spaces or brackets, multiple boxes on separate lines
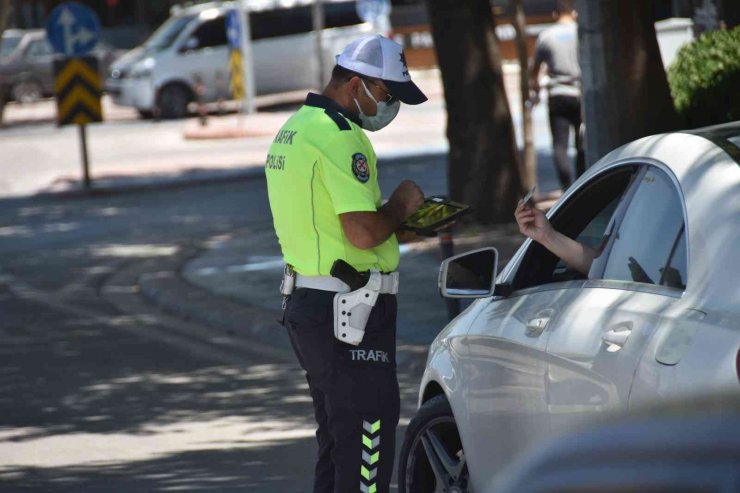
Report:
265,35,427,493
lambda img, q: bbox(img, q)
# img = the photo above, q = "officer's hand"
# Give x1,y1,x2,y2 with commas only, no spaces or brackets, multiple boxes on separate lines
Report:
390,180,424,218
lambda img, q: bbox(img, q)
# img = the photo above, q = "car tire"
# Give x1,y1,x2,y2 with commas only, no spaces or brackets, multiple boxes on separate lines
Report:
399,394,474,493
156,84,192,119
12,79,44,104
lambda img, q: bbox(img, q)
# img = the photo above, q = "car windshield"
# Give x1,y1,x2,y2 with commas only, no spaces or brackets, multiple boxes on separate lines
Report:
144,14,196,50
0,35,22,57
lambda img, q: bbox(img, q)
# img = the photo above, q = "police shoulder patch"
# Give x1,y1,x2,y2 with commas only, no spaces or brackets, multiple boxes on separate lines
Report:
351,153,370,183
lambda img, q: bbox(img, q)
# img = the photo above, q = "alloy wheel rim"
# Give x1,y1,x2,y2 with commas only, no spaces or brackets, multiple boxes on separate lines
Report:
405,415,472,493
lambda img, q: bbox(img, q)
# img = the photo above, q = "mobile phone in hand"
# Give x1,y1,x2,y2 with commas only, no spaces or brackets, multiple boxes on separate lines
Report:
522,186,536,206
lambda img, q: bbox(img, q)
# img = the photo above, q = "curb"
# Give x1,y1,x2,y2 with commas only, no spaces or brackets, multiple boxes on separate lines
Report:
29,151,449,201
36,167,268,200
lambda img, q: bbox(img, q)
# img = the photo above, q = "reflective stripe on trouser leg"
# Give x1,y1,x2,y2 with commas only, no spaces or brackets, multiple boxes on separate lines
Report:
360,419,381,493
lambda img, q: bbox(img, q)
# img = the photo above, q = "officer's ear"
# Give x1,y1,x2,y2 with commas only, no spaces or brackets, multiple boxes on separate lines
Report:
347,76,363,98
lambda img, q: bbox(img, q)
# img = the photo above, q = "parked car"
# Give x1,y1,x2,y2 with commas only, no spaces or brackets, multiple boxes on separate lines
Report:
491,393,740,492
399,122,740,492
0,29,122,104
106,0,374,119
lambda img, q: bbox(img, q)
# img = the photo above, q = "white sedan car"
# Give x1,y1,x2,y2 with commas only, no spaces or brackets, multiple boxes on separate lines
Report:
399,122,740,493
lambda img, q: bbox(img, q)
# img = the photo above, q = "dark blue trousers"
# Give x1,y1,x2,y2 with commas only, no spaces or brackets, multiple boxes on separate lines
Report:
284,288,400,493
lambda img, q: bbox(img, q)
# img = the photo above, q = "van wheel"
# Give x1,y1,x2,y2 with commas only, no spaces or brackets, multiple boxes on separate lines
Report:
12,79,44,104
399,395,474,493
156,84,192,119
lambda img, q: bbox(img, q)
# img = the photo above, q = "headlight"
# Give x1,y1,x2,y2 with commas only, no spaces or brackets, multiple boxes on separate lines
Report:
130,57,155,79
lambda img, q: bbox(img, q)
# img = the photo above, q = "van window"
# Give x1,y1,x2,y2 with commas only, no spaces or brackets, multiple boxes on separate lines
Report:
145,14,196,51
189,16,228,49
25,39,54,58
1,35,22,57
250,1,362,41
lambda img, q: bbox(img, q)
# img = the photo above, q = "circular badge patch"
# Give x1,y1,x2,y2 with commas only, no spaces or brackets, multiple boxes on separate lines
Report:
352,153,370,183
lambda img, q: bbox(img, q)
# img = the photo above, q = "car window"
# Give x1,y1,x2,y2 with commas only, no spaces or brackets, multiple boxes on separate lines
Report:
250,7,312,40
601,167,687,290
145,14,197,51
189,17,228,49
26,39,54,58
551,194,621,277
1,35,22,57
512,167,636,290
250,2,362,41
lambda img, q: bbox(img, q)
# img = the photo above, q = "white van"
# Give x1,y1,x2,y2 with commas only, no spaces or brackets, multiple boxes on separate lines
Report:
106,1,374,118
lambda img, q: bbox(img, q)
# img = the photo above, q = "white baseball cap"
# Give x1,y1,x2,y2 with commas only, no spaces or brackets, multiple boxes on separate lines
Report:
336,35,427,105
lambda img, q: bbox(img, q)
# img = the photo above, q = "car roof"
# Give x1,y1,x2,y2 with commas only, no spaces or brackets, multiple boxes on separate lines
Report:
173,0,358,15
682,120,740,166
2,28,44,38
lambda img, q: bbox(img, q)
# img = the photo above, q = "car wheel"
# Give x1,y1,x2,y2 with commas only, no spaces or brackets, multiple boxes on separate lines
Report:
12,79,44,104
156,84,192,119
399,395,474,493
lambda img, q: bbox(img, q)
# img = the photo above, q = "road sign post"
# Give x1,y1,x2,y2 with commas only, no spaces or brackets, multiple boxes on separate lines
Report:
46,2,102,191
313,0,326,90
226,10,246,108
228,5,256,115
356,0,391,32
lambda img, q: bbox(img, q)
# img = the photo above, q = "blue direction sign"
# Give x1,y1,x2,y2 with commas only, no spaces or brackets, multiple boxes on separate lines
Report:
356,0,391,24
46,2,101,57
226,10,241,50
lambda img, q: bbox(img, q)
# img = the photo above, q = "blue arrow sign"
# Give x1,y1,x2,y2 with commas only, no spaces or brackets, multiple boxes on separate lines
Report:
46,2,101,57
226,10,241,50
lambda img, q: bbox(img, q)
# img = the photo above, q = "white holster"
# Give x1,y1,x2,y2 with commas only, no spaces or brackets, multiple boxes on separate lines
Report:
333,271,382,346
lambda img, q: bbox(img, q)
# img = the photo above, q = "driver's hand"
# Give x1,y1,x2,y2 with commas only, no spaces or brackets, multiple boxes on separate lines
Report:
515,201,553,245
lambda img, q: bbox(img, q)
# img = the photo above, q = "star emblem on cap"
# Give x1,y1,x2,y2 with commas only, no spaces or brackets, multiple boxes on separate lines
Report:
399,52,408,70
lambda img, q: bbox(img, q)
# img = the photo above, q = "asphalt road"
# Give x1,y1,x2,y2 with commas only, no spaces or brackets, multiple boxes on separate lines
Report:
0,162,453,491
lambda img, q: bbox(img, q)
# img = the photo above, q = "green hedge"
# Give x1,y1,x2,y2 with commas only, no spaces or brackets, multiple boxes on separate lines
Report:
668,26,740,127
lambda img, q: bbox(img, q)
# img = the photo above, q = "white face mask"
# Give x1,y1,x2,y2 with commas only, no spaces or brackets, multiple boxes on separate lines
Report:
353,79,400,131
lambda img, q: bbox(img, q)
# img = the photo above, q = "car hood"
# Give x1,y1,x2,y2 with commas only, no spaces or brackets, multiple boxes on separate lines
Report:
109,46,153,73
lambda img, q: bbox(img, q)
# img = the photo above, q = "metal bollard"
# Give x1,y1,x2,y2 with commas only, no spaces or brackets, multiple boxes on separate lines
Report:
439,231,461,320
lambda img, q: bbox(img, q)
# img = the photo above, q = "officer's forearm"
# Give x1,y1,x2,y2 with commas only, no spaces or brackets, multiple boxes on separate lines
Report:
340,201,405,250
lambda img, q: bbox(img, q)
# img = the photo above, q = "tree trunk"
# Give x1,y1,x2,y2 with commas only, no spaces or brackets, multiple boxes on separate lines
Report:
0,0,11,126
425,0,522,224
511,0,536,192
577,0,679,165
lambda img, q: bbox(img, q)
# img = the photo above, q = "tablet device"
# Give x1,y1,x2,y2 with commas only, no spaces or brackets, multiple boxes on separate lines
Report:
400,196,470,236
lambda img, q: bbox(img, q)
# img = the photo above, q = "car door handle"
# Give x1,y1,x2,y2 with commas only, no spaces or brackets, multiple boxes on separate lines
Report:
526,317,550,337
602,322,633,352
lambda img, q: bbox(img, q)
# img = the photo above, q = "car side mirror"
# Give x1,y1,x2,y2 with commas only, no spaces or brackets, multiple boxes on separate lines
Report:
439,247,498,299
